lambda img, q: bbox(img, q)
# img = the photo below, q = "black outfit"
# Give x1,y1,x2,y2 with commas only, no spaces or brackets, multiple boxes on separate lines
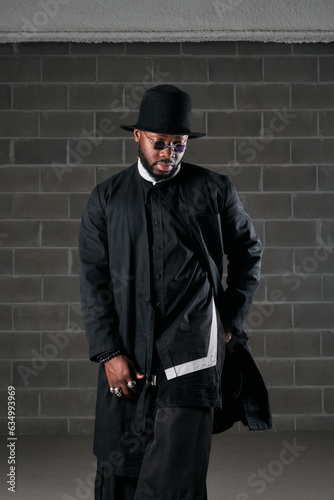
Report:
96,407,214,500
79,162,271,498
140,174,224,409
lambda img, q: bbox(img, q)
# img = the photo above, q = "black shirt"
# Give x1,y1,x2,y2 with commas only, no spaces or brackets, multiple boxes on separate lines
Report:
139,167,220,403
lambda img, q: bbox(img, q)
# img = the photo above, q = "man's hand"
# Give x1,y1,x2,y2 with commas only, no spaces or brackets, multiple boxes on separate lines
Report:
223,323,234,343
225,332,232,343
104,354,145,400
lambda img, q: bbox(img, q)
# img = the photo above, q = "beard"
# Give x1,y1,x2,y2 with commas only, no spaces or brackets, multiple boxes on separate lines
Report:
138,143,181,182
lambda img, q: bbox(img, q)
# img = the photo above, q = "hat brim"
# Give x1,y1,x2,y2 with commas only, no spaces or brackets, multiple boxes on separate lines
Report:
120,124,206,139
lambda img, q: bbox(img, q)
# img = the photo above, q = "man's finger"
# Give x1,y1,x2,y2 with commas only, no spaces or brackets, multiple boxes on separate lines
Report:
126,380,138,391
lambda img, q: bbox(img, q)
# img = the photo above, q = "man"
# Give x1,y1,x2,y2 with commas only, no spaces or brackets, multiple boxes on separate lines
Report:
79,85,271,500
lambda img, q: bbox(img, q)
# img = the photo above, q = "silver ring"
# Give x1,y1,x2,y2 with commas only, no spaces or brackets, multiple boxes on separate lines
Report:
127,380,136,389
110,387,115,394
114,388,123,397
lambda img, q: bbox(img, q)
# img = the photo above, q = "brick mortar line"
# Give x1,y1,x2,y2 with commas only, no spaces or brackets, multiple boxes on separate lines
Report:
3,53,334,58
9,192,333,197
4,81,334,87
268,386,334,389
0,78,208,84
0,110,100,113
1,301,332,306
273,413,334,416
252,300,334,303
2,273,330,277
0,219,83,222
6,79,330,84
3,385,333,391
0,245,334,252
0,135,123,138
0,386,96,390
2,275,79,278
1,386,334,390
3,133,334,139
0,246,79,249
1,245,333,250
0,388,87,392
3,356,334,362
262,244,334,247
0,330,85,334
248,326,334,330
256,357,334,361
4,217,334,221
3,162,333,167
6,301,80,304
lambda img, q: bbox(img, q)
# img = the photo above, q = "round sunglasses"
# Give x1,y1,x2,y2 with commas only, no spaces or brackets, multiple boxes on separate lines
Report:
143,132,187,154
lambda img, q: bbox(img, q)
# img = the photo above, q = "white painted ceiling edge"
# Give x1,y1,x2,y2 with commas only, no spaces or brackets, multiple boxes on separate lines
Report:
0,0,334,44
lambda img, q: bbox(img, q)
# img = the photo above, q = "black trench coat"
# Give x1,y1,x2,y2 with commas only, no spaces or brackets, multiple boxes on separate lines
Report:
79,163,272,476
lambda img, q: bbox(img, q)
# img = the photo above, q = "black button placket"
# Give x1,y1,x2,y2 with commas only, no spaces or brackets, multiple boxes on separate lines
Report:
150,187,165,316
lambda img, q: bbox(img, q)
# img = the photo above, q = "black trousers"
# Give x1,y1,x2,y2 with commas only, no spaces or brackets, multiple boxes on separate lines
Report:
95,406,214,500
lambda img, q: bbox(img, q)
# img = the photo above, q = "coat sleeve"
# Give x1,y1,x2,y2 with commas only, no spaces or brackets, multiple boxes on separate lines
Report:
220,176,262,332
79,186,121,361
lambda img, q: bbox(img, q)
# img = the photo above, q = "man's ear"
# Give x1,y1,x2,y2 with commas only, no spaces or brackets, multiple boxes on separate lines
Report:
133,130,141,143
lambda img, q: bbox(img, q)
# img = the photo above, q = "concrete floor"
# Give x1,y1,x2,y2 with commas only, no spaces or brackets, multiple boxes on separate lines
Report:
0,432,333,500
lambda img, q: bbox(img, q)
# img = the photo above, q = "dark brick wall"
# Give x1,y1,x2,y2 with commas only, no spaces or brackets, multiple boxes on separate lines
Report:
0,41,333,434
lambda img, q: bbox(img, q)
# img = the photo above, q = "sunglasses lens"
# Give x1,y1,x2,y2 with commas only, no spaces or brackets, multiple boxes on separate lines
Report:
153,141,167,150
174,144,186,153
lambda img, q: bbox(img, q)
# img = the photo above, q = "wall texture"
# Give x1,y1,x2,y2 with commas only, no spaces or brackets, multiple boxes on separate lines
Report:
0,41,334,435
1,0,334,43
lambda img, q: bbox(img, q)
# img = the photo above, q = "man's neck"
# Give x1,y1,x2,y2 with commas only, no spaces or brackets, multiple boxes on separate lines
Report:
137,158,181,185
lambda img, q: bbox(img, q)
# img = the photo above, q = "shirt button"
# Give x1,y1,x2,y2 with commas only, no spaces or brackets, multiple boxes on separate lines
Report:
156,302,162,307
154,219,160,225
156,274,162,280
156,246,161,252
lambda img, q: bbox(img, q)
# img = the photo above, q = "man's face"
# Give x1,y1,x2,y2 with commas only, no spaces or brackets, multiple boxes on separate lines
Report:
134,130,188,182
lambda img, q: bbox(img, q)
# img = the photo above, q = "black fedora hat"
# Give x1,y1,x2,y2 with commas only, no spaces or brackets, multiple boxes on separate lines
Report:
120,85,206,139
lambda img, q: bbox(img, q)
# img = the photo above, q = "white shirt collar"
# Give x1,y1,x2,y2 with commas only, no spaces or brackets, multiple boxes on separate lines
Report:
137,158,181,185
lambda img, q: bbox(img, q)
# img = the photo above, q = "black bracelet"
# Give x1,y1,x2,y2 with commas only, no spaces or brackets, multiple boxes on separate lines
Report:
99,350,122,363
